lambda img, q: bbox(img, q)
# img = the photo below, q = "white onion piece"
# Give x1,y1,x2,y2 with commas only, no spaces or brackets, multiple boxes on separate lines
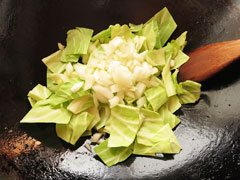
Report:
109,96,120,108
84,143,92,152
125,91,135,99
50,74,69,84
91,133,103,143
102,44,114,56
137,96,146,108
108,61,121,73
98,70,113,86
111,65,133,89
71,82,83,93
170,60,175,67
97,61,106,70
70,72,79,79
110,84,119,93
66,62,73,76
135,82,146,98
92,92,99,107
73,63,87,80
141,79,152,88
71,37,163,107
92,85,113,99
94,92,108,103
110,36,124,47
84,75,95,90
152,67,159,75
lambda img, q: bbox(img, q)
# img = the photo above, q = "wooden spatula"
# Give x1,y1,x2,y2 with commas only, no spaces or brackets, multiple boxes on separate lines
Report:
178,39,240,82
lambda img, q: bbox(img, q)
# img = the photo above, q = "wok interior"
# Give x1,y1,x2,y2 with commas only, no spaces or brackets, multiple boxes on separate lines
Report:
1,0,240,179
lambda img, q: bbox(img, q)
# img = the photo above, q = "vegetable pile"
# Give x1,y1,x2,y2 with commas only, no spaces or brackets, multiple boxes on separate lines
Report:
21,7,201,167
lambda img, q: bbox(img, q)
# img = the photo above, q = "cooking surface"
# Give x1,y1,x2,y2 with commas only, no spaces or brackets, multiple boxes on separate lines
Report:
1,0,240,179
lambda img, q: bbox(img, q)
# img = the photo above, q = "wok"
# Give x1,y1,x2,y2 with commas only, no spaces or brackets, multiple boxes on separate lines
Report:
1,0,240,179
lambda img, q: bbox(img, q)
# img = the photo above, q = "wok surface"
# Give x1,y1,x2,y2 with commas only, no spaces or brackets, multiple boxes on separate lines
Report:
1,0,240,179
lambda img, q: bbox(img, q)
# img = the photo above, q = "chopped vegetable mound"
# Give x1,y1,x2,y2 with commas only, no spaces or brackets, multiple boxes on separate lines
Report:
20,7,201,167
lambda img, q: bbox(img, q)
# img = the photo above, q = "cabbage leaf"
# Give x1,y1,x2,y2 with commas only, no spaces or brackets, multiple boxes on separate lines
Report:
56,111,94,145
162,59,176,97
108,104,142,147
110,24,132,40
159,106,180,129
134,124,181,156
92,28,111,42
141,20,159,50
136,108,164,146
94,139,133,167
145,48,165,67
62,27,94,62
146,7,177,46
28,84,52,101
144,86,168,111
49,78,89,106
178,80,201,104
20,105,72,124
42,50,66,73
95,105,111,130
129,23,143,33
166,95,181,113
67,95,94,114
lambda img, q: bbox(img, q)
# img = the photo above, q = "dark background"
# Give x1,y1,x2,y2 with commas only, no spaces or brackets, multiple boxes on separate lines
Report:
0,0,240,179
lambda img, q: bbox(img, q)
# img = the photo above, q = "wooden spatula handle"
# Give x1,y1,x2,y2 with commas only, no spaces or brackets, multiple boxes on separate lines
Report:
178,39,240,82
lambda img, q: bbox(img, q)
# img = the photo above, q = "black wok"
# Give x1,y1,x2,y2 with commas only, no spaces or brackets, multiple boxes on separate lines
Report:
1,0,240,179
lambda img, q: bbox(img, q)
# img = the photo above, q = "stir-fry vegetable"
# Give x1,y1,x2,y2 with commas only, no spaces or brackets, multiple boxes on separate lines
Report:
20,7,201,167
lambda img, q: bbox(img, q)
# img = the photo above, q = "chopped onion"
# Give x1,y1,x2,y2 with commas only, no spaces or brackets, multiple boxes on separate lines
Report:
94,92,108,103
66,63,73,76
71,82,83,93
92,85,113,99
84,143,92,152
91,133,103,143
135,82,146,98
125,91,135,99
110,84,119,93
109,96,120,108
110,36,124,47
137,96,147,108
92,92,99,107
50,73,69,84
111,65,133,89
170,60,175,67
70,37,165,108
84,74,95,90
74,63,87,80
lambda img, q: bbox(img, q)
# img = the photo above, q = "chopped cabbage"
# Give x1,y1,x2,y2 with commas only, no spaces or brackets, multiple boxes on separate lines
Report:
61,27,94,62
21,105,72,124
108,104,142,147
94,139,133,167
28,84,52,101
20,7,201,167
56,112,94,145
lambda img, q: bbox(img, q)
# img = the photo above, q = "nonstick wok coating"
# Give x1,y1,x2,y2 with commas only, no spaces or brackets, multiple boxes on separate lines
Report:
1,0,240,179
